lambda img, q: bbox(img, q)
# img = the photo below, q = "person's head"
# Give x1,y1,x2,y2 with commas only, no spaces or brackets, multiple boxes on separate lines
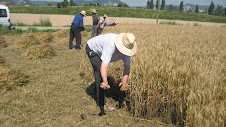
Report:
92,9,97,15
103,14,107,19
114,21,118,25
115,33,137,56
80,10,86,17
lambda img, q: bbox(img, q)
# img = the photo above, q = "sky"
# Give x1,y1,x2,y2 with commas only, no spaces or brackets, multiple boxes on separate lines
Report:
120,0,226,7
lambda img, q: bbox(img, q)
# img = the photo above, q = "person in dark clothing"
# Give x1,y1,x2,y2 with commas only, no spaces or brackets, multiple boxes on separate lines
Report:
91,9,99,38
69,10,86,50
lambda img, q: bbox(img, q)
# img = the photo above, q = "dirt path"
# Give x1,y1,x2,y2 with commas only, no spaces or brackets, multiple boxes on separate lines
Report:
11,13,226,27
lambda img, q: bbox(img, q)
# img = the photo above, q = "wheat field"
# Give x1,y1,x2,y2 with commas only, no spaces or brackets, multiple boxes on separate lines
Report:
81,24,226,126
1,23,225,126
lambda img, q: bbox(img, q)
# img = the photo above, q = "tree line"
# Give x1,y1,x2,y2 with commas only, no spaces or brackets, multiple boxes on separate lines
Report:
146,0,226,16
56,0,128,8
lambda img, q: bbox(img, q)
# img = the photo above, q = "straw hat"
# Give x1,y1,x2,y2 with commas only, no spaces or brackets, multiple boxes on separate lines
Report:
80,10,86,17
92,9,97,13
115,33,137,56
114,21,118,25
103,14,107,18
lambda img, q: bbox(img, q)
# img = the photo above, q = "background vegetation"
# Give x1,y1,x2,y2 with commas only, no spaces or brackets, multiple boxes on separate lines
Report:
9,6,226,23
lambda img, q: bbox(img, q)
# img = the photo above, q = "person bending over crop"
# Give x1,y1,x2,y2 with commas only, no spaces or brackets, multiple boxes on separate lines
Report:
86,33,137,116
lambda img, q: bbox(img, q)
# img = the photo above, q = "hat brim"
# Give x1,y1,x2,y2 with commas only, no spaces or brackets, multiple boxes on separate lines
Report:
115,33,137,56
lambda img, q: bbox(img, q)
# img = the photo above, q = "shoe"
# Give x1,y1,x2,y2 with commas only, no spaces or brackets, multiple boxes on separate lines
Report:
75,46,81,50
98,112,106,116
98,106,106,116
104,105,115,112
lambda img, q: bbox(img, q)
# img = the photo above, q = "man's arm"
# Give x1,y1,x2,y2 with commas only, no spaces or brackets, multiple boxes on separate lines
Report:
119,64,130,86
100,62,110,89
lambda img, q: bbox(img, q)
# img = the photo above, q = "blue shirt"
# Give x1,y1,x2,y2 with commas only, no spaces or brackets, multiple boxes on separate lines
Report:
72,14,83,27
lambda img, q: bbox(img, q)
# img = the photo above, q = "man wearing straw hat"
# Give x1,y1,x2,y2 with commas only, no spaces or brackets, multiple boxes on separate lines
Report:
86,33,137,116
97,14,107,35
91,9,99,38
69,10,86,50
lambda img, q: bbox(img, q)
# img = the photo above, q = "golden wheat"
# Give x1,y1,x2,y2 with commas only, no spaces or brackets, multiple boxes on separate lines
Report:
80,24,226,126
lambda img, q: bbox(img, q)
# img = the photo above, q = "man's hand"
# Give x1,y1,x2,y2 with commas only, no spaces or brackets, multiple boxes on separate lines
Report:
100,82,110,89
119,81,126,86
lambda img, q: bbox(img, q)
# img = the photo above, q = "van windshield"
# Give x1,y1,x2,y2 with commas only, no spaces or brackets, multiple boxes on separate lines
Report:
0,9,7,17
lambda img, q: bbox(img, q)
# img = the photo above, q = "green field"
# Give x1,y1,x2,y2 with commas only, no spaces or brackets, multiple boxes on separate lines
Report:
9,6,226,23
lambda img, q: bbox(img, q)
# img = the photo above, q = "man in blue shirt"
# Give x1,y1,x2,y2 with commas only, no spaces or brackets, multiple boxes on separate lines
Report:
69,10,86,50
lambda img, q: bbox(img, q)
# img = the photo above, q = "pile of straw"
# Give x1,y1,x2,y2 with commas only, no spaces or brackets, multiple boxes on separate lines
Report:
0,36,7,48
36,33,53,43
17,33,40,48
53,30,68,38
24,44,55,59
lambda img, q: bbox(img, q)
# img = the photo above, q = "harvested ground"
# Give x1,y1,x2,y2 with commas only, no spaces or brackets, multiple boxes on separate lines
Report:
11,13,226,27
0,31,172,126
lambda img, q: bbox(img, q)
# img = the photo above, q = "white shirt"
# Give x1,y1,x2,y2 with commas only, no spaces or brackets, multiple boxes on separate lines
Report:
87,33,130,66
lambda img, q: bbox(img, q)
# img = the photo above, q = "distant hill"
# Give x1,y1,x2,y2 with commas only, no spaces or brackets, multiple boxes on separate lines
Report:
0,0,126,6
74,0,126,6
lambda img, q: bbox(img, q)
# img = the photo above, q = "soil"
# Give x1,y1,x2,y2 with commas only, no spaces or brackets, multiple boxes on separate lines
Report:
11,13,226,27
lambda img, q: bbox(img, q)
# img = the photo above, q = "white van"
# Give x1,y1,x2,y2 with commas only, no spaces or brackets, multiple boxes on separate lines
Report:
0,5,14,29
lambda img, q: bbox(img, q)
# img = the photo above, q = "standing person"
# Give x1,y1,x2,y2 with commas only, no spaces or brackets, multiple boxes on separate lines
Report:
86,33,137,116
97,14,107,35
69,10,86,50
91,9,99,38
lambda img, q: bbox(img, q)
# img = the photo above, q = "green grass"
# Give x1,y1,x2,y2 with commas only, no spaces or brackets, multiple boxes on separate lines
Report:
0,26,58,35
9,6,226,23
13,21,27,26
14,18,52,27
193,23,201,26
160,21,182,25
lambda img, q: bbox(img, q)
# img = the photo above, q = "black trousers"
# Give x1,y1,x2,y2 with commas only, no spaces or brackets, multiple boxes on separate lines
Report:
69,25,81,49
86,45,105,107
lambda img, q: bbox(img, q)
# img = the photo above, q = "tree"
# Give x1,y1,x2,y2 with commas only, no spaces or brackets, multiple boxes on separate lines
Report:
57,2,61,8
208,1,214,15
117,3,128,8
214,4,223,16
69,0,77,6
225,8,226,15
124,3,129,8
161,0,165,10
155,0,159,10
47,3,52,6
117,3,123,7
195,4,199,14
167,4,178,11
188,8,193,13
179,1,184,12
150,0,154,9
61,0,69,8
146,0,150,9
168,4,173,11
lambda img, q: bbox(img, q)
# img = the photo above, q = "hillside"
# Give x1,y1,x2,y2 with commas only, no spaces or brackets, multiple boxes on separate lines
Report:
0,0,126,6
